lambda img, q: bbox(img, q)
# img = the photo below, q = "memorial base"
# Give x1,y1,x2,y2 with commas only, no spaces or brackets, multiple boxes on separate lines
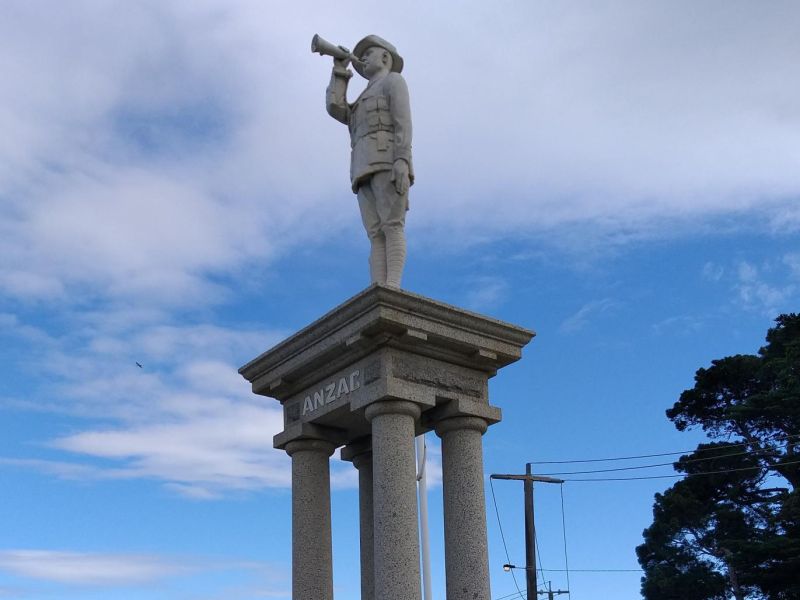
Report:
239,284,534,600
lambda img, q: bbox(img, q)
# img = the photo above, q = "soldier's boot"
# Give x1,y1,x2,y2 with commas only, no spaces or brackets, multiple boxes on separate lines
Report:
384,226,406,289
369,234,388,285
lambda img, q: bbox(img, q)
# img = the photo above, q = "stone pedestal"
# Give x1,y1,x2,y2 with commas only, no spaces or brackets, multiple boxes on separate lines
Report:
239,285,534,600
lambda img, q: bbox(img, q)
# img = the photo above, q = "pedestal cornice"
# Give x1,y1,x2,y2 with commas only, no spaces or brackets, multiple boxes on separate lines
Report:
240,284,534,451
239,284,535,400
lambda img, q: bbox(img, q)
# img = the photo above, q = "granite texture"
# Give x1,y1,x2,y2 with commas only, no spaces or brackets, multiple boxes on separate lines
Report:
353,449,375,600
436,417,491,600
238,286,536,600
238,285,535,401
366,400,422,600
285,439,336,600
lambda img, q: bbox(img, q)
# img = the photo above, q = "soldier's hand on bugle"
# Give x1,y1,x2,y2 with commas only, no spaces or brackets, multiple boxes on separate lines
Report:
333,45,352,69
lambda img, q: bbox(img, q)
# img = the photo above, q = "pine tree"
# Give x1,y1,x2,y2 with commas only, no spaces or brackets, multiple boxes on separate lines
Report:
637,314,800,600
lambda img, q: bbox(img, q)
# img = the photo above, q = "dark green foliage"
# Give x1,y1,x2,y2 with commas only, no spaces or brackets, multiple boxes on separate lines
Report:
638,314,800,600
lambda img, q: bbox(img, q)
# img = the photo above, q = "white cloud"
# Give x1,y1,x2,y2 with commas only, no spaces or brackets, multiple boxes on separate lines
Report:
734,259,797,315
769,204,800,232
408,1,800,233
464,276,509,312
651,315,705,336
0,457,127,480
0,314,298,497
1,301,437,496
0,549,288,597
738,261,759,283
2,1,800,308
0,2,348,308
560,298,618,333
51,403,290,496
701,262,724,282
783,253,800,279
1,0,798,500
0,550,183,585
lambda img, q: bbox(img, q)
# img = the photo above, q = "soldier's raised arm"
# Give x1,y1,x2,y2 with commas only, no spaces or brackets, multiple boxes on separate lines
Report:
325,49,352,124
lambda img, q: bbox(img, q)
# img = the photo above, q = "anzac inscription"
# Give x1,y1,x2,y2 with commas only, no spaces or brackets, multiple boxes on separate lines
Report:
301,369,361,416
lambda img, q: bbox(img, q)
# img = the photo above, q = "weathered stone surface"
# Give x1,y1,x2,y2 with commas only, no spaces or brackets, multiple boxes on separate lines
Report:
238,285,535,600
316,33,413,288
239,285,534,401
238,285,534,448
342,439,375,600
366,400,422,600
285,438,336,600
391,353,485,398
436,417,492,600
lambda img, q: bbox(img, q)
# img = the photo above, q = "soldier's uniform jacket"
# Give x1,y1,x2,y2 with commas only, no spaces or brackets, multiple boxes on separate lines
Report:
327,71,414,192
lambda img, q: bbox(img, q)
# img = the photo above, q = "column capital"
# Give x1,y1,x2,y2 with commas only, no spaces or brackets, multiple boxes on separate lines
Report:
422,397,501,434
341,437,372,465
364,399,421,422
274,422,346,451
285,438,337,457
435,415,488,437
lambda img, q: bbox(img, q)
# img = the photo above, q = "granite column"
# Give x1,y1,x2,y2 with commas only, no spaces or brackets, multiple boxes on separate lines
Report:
436,416,491,600
285,438,336,600
365,400,422,600
342,441,375,600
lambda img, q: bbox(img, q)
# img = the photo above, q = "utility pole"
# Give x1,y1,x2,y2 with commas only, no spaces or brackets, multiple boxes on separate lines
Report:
491,466,564,600
537,581,569,599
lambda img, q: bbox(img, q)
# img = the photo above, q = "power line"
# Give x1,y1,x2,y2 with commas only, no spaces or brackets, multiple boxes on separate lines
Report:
536,568,642,573
489,453,796,599
534,529,546,586
490,477,525,598
494,569,643,599
559,484,571,593
538,447,781,476
560,458,800,482
531,448,724,465
528,434,800,465
495,589,527,600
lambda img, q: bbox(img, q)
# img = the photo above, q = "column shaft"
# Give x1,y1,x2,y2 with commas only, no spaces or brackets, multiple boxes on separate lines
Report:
285,439,336,600
353,452,375,600
437,416,491,600
366,400,422,600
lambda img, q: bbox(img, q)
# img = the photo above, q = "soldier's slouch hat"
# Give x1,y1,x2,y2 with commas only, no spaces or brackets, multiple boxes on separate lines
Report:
353,34,404,77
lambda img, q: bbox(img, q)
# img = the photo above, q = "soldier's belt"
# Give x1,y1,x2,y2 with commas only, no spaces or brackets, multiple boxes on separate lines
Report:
353,127,394,152
355,126,393,141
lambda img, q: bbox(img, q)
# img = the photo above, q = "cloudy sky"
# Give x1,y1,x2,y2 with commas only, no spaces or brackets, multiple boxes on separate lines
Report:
1,1,798,599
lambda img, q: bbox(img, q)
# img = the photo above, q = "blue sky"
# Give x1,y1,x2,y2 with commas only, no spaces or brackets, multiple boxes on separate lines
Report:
1,1,799,599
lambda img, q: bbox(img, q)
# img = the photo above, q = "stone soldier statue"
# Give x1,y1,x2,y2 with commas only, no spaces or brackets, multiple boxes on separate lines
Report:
324,34,414,289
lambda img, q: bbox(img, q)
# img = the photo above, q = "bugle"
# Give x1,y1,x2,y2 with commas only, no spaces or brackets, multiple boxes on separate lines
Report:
311,34,363,65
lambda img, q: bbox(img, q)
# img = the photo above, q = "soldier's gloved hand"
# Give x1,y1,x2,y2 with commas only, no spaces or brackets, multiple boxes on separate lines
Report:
391,159,410,195
333,45,352,69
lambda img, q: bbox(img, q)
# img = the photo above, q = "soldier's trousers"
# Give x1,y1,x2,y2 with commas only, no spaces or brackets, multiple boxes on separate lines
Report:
357,171,408,287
